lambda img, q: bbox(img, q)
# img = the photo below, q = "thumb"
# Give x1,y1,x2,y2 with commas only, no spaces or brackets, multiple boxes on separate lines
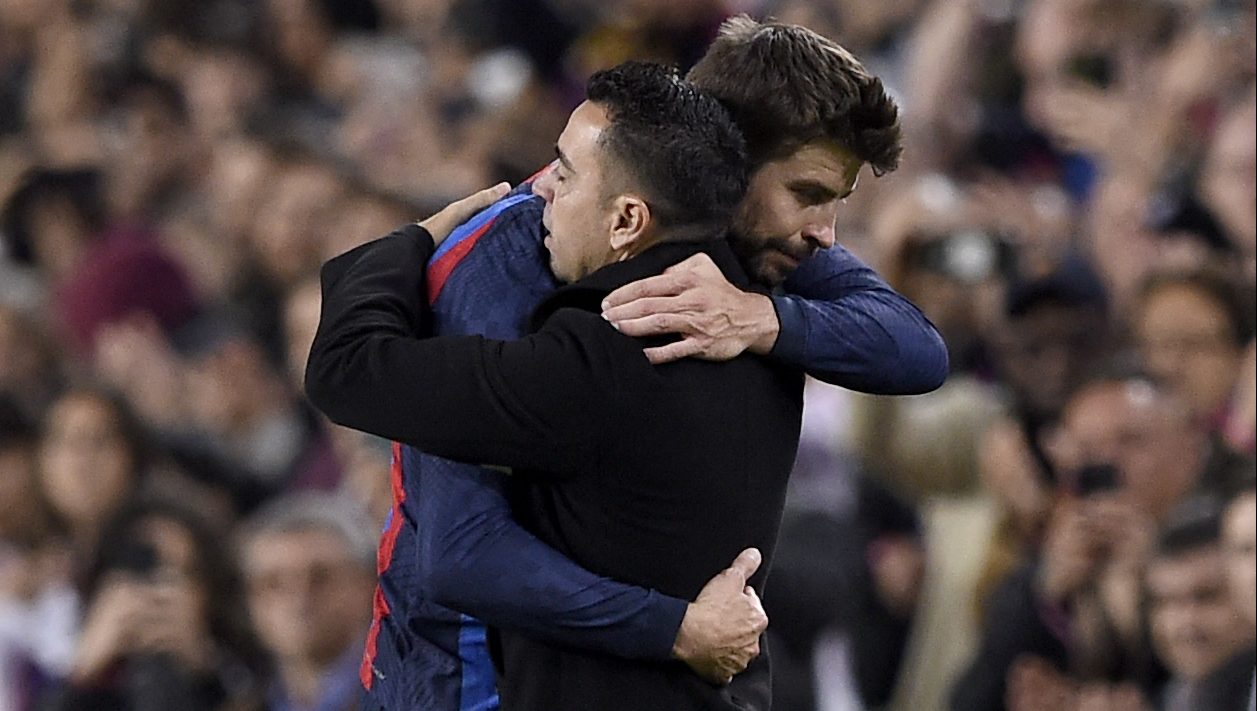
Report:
453,182,511,221
420,182,511,245
722,548,762,587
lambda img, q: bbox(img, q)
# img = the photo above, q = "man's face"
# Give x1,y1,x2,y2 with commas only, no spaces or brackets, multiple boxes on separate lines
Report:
730,140,862,286
1050,383,1202,517
1136,284,1242,420
533,101,618,284
1147,547,1251,680
997,303,1104,417
1224,492,1257,628
243,528,375,665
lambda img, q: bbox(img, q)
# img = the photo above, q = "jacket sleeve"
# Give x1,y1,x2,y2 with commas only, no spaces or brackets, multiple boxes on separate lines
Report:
413,452,687,659
304,224,622,476
770,244,949,394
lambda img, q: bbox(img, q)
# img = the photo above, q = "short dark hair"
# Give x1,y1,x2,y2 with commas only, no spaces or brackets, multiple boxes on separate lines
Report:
687,15,902,175
586,61,747,240
1155,494,1224,559
1,168,107,266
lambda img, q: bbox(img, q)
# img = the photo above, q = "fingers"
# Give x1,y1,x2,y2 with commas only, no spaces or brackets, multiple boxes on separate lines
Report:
611,313,692,339
724,548,763,587
643,340,704,365
420,182,511,244
455,182,511,212
603,254,721,309
602,272,688,310
601,296,686,324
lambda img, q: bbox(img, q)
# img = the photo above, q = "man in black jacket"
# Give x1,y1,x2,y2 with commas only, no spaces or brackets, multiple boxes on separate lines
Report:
306,62,803,710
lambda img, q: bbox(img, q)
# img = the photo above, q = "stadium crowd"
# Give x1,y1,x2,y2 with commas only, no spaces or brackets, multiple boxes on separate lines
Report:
0,0,1254,710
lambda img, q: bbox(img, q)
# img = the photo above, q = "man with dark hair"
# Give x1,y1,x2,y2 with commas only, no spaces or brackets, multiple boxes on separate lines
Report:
308,61,801,710
686,15,901,175
312,17,947,711
675,14,901,289
602,16,915,352
1148,501,1256,711
1,168,107,274
240,492,379,711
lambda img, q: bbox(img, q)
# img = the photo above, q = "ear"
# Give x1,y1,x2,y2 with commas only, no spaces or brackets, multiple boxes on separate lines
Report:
608,195,652,252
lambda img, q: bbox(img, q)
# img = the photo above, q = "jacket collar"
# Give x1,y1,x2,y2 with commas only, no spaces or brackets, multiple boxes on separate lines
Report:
529,236,748,331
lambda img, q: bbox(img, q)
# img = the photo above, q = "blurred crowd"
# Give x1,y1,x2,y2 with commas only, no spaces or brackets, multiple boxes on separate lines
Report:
0,0,1254,710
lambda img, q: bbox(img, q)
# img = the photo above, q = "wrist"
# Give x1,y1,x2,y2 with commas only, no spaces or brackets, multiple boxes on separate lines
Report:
744,293,780,356
671,603,699,662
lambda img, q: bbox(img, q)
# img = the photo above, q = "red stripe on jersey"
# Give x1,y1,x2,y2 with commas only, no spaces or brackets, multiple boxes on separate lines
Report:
361,441,408,689
426,218,497,303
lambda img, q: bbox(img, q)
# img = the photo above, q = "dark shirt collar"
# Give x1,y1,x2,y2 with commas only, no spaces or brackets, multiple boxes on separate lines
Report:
530,237,747,331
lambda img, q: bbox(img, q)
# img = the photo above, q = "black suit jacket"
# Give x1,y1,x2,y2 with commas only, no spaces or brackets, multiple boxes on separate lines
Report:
306,225,804,710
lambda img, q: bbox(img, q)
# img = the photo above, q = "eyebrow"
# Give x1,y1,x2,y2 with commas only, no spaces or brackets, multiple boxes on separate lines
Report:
788,180,841,201
554,145,575,173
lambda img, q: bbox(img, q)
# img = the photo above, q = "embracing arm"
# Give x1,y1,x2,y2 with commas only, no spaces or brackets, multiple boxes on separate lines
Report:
601,246,947,394
769,245,948,394
415,458,764,680
304,224,610,474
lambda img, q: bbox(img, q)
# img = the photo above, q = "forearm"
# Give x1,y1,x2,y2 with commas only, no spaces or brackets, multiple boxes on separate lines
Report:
415,457,686,660
305,225,602,472
770,247,948,394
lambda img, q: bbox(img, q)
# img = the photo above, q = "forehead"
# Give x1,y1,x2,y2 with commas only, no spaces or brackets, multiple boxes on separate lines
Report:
557,101,611,164
1148,548,1226,594
758,140,862,192
1140,287,1230,333
1065,385,1132,429
245,528,352,567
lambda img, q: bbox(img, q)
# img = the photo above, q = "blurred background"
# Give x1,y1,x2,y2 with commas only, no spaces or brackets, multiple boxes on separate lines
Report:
0,0,1254,710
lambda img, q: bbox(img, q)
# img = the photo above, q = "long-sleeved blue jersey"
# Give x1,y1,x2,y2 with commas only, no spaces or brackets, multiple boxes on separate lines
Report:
359,182,947,710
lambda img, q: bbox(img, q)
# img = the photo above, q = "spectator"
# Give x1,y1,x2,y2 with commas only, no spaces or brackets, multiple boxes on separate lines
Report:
976,256,1111,608
175,312,340,503
36,387,147,556
952,367,1252,711
1199,91,1256,282
42,498,266,711
1,168,107,285
238,492,375,711
1147,502,1256,711
1134,267,1255,433
0,398,74,711
982,256,1110,538
1222,480,1257,711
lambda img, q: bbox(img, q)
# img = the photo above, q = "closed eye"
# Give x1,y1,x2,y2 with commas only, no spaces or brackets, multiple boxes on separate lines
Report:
791,185,838,206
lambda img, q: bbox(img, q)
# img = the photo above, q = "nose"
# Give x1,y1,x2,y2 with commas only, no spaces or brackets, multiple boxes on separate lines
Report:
533,165,557,203
801,221,836,250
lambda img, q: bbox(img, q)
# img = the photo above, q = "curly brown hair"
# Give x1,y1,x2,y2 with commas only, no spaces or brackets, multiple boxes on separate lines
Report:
687,15,903,176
